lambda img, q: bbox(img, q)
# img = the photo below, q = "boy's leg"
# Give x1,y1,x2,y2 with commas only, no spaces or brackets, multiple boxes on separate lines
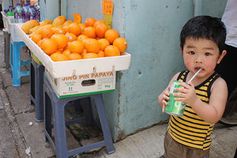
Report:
186,147,209,158
163,132,187,158
163,132,209,158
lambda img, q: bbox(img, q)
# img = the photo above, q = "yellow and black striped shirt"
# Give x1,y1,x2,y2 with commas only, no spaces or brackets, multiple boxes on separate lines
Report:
168,70,219,150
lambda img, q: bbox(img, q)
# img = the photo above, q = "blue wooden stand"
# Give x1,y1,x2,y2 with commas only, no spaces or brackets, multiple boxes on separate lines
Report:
43,76,115,157
10,41,30,86
30,59,45,122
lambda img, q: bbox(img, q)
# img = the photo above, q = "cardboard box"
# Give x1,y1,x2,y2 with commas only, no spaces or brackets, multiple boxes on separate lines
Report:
46,68,116,99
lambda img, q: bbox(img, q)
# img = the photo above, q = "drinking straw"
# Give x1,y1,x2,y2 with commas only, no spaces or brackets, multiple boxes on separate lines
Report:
187,68,202,84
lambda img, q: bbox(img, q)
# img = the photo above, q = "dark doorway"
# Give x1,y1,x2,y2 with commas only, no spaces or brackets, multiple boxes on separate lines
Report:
0,4,3,29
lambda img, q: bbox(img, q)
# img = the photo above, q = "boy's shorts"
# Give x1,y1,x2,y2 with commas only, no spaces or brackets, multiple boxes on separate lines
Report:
163,132,210,158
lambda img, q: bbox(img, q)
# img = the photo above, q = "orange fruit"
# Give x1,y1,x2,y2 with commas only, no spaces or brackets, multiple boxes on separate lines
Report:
63,20,73,26
51,34,68,49
30,25,42,34
104,45,120,57
68,22,81,36
50,52,69,61
73,13,82,24
65,32,77,42
113,37,127,53
51,26,65,34
37,39,44,47
62,25,70,33
77,34,88,41
95,22,108,38
62,49,71,56
21,20,40,34
93,20,106,27
53,50,63,54
52,16,66,26
40,19,52,26
39,25,54,38
83,38,100,53
31,25,47,34
82,49,87,56
98,50,105,57
79,23,85,32
30,32,42,44
98,38,110,50
62,20,73,32
83,26,96,38
67,40,84,54
83,53,98,59
29,25,40,34
41,38,58,55
68,53,82,60
105,29,120,44
84,17,96,27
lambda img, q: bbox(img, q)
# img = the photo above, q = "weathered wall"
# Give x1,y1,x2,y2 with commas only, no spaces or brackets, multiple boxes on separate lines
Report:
39,0,59,20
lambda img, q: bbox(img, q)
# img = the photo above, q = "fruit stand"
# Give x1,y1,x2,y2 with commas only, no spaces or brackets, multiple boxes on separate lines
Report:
12,11,131,156
15,23,131,97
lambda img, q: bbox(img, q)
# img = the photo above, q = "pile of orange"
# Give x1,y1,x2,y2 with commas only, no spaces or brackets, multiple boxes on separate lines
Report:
22,13,128,62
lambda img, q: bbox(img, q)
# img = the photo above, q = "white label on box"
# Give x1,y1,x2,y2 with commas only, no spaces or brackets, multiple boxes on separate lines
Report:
46,70,116,98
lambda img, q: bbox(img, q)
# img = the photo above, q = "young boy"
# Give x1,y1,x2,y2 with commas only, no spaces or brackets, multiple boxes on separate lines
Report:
158,16,228,158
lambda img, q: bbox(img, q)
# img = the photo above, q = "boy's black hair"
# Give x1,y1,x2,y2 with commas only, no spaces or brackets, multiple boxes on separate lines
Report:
180,16,226,52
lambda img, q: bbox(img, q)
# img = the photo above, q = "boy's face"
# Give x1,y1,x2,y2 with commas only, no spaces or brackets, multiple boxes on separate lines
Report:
182,37,226,79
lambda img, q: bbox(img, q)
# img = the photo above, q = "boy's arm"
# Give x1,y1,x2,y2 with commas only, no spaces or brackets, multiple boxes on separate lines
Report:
192,78,228,123
178,78,228,124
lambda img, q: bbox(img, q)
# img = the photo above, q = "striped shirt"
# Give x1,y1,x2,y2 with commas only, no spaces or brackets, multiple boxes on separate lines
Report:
168,70,219,150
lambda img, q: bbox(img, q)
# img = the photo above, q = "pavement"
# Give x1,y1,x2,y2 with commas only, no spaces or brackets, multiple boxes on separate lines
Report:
0,30,237,158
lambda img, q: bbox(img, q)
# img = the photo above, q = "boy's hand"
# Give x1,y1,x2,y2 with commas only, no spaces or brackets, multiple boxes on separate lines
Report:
158,88,170,112
174,81,198,106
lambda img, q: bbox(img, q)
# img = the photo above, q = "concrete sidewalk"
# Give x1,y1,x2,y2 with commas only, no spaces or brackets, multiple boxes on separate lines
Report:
0,31,237,158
